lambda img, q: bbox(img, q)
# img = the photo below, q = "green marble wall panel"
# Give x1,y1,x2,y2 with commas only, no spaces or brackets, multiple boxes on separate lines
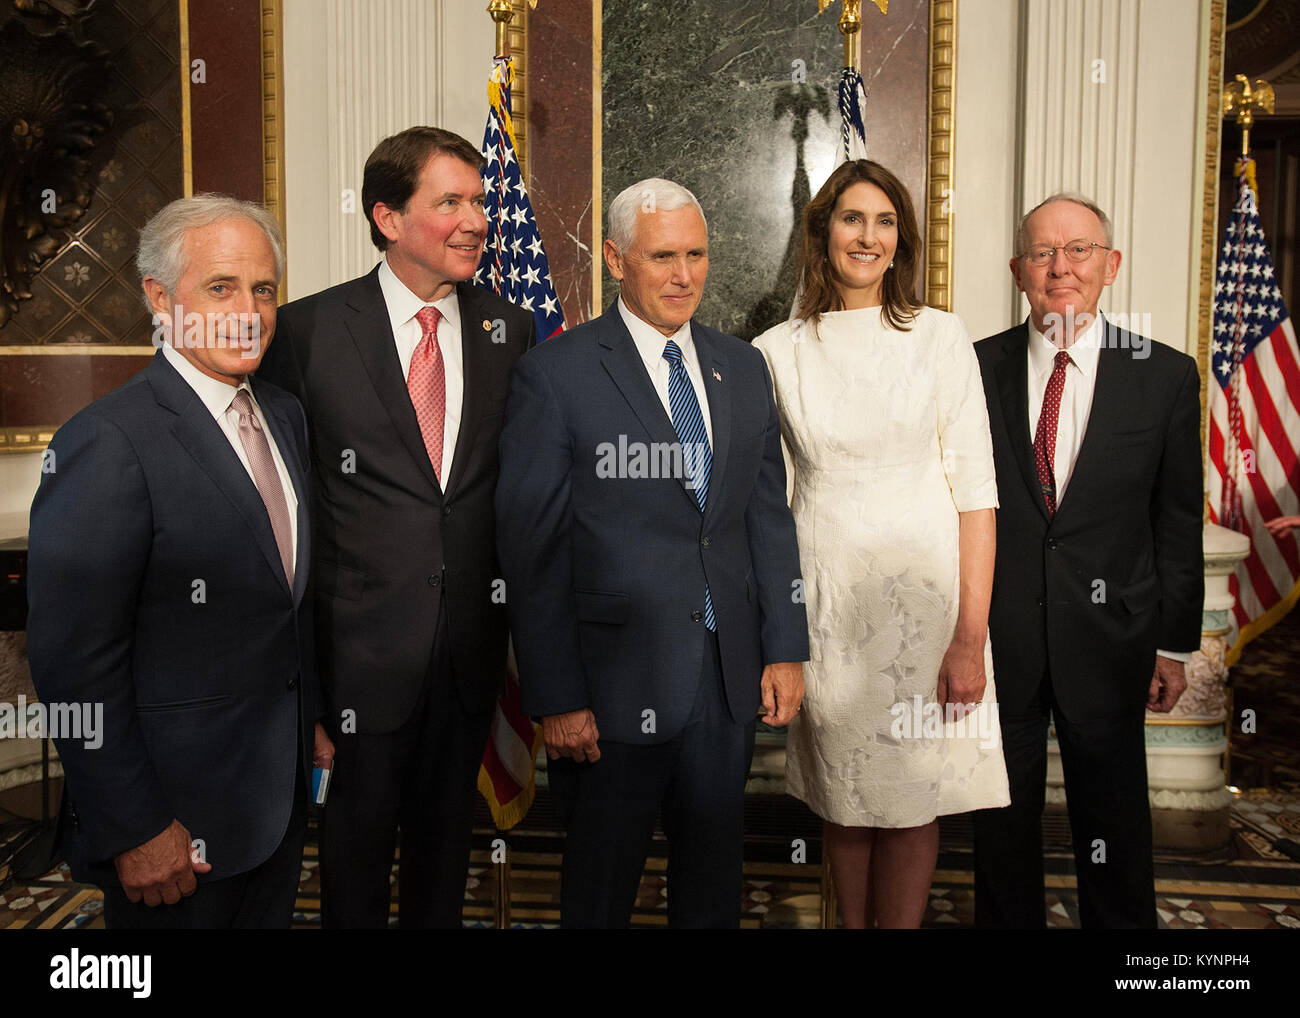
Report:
600,0,931,340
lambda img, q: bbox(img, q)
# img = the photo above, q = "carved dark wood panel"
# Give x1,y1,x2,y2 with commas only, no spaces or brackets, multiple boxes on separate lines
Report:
0,0,182,347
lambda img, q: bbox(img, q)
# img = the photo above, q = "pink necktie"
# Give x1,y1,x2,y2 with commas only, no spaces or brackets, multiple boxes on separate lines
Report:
1032,350,1071,516
408,306,446,484
230,389,294,585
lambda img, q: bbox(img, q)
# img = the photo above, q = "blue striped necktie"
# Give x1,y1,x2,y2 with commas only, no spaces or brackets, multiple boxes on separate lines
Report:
663,339,716,631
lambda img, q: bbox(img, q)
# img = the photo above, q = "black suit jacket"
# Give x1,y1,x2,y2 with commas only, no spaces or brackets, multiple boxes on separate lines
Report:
975,320,1204,719
258,268,535,732
496,304,810,743
26,352,317,886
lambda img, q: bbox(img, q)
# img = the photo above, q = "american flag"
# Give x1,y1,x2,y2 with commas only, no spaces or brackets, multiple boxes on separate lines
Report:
1207,156,1300,664
474,55,563,830
473,58,565,342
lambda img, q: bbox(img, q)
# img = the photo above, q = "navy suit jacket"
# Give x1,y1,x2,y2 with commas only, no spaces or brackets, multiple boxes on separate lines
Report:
496,304,810,743
975,320,1204,719
26,351,318,886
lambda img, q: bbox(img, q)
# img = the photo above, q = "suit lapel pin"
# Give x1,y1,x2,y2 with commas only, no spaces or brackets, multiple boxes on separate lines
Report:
712,369,722,382
482,319,493,331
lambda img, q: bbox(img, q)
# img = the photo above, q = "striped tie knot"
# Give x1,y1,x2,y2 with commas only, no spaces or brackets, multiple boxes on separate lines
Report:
662,339,684,367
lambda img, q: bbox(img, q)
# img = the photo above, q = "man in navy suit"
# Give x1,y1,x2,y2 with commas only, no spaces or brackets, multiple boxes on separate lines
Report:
27,195,332,928
497,178,809,928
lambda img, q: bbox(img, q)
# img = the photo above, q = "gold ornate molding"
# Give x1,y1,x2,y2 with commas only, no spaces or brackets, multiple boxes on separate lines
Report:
180,0,193,197
925,0,956,310
592,0,603,308
261,0,286,296
1197,0,1225,483
0,426,56,455
511,0,530,178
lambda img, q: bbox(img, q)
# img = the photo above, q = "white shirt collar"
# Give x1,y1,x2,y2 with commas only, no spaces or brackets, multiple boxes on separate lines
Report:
378,255,461,337
1027,311,1104,381
617,296,696,377
160,340,254,420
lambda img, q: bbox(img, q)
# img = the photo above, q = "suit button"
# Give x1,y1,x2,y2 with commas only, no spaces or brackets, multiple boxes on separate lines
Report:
691,610,703,622
701,537,710,548
1037,598,1045,607
287,674,298,691
443,505,453,517
427,575,441,587
1047,538,1058,550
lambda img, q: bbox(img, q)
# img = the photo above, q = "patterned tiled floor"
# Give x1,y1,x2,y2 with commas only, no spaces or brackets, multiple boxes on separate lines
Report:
5,796,1299,930
4,611,1300,930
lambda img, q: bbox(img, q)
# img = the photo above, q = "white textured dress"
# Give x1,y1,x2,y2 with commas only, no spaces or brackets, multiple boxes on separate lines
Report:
754,306,1010,828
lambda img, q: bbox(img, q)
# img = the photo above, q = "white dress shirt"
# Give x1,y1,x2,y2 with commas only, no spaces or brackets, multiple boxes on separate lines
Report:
161,341,299,575
379,255,465,485
618,297,714,446
1025,314,1186,663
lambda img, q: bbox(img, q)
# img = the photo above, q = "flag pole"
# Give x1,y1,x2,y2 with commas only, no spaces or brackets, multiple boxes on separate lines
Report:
839,0,862,71
487,0,514,60
485,0,515,933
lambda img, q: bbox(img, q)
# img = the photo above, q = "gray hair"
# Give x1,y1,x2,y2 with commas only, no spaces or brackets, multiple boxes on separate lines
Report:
1015,192,1114,255
607,177,707,251
137,194,285,307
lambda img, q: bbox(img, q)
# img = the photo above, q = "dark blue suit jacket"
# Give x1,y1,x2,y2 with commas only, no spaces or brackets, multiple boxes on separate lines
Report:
496,304,809,743
26,351,318,886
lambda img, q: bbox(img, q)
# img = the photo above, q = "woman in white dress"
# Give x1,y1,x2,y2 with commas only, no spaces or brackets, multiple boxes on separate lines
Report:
754,160,1009,928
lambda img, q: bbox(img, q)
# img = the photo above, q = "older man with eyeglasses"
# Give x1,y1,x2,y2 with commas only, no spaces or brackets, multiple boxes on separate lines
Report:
971,193,1204,928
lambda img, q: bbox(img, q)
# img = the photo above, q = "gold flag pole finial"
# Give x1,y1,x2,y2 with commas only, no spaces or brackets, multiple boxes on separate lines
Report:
817,1,886,70
487,0,538,60
1223,73,1275,160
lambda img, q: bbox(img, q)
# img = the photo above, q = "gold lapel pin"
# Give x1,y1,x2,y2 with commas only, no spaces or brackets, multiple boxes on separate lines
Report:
482,319,493,331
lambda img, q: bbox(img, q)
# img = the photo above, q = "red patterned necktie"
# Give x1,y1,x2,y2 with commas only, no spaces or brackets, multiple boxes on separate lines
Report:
408,306,446,484
1032,350,1072,516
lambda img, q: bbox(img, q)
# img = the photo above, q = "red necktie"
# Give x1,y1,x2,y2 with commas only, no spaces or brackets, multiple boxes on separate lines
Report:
1032,350,1071,516
408,306,446,484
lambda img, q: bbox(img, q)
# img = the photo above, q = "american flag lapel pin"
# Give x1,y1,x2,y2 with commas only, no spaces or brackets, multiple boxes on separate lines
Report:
712,368,722,382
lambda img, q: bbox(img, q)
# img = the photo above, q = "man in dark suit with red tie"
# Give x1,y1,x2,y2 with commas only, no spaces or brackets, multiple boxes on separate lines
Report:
258,127,535,927
973,193,1203,928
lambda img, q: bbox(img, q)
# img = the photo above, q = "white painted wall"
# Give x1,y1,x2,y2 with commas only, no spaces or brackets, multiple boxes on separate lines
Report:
0,455,41,522
281,0,495,300
951,0,1022,341
953,0,1210,356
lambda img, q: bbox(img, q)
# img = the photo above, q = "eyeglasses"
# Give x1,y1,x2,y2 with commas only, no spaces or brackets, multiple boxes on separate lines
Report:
1019,240,1110,266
